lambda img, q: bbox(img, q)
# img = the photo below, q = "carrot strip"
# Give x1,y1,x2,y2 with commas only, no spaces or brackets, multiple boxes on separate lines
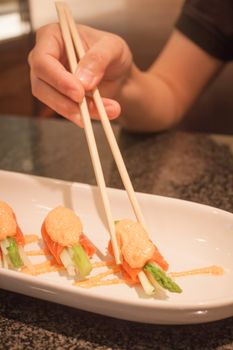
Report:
14,225,25,245
149,247,169,272
79,233,96,257
41,223,64,266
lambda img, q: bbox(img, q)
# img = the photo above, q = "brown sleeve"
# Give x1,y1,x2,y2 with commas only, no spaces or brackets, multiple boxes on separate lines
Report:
176,0,233,61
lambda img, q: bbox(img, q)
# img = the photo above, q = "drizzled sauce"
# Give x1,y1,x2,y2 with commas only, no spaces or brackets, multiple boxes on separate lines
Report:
18,234,225,288
74,265,224,289
22,260,62,275
77,278,125,288
26,249,50,256
24,234,39,244
170,265,224,278
75,266,121,288
91,260,115,268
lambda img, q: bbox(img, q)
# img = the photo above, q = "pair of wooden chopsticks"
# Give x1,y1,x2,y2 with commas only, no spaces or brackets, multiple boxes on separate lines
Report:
55,2,145,264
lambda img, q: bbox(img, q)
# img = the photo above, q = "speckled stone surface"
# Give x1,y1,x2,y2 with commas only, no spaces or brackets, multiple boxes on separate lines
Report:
0,115,233,350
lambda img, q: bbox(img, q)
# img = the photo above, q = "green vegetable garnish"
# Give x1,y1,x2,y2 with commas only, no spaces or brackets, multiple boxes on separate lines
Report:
7,237,23,269
70,243,92,277
144,262,182,293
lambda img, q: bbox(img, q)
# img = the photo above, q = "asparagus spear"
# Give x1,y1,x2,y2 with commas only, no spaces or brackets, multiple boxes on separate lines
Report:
144,262,182,293
6,237,24,269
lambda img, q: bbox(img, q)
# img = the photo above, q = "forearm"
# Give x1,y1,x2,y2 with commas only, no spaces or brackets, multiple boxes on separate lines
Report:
118,65,180,132
117,31,223,133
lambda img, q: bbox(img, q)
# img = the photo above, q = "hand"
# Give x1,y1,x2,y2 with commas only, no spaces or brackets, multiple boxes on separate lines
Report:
28,23,133,127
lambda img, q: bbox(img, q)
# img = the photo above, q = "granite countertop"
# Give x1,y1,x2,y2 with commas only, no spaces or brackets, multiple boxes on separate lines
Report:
0,115,233,350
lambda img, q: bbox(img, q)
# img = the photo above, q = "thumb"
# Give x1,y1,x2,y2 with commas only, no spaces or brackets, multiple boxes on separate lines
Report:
75,35,122,90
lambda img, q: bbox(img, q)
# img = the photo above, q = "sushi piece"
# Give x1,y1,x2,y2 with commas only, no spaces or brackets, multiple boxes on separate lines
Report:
41,206,96,277
0,201,33,270
109,219,182,296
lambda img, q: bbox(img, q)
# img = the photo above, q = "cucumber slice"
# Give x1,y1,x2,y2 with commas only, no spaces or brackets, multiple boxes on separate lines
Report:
0,242,9,269
0,239,10,255
138,271,155,296
60,248,75,276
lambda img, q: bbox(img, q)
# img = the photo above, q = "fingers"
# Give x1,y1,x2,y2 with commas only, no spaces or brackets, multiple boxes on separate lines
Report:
29,23,126,126
31,73,121,126
31,73,82,126
83,98,121,127
30,53,85,103
29,25,85,104
94,98,121,120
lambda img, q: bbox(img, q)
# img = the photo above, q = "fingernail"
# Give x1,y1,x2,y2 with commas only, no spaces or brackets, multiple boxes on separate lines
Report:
76,68,96,87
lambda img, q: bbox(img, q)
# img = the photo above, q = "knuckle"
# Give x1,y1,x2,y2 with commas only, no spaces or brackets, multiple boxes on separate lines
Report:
88,51,106,66
111,33,128,52
35,25,48,40
31,56,43,74
27,48,44,73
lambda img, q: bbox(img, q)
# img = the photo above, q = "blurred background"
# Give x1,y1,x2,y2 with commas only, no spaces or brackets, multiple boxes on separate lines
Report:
0,0,233,133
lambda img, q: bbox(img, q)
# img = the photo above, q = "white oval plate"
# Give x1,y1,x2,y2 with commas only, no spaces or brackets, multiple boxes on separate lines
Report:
0,170,233,324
